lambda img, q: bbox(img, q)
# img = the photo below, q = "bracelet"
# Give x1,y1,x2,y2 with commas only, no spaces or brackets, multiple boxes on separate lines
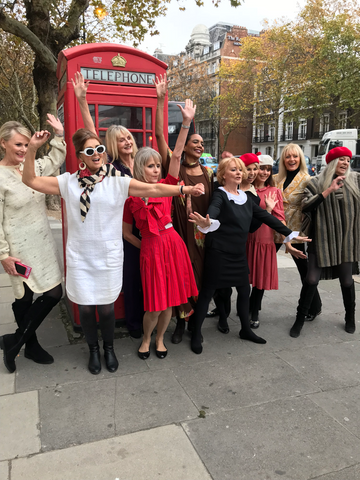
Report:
179,185,185,194
181,124,190,129
55,133,64,137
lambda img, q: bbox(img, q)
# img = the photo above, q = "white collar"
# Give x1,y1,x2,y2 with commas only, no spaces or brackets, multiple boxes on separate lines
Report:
219,187,247,205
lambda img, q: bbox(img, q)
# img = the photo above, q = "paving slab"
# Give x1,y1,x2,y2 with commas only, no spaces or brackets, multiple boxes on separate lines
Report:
277,341,360,390
0,370,15,396
0,461,9,480
39,377,116,451
15,339,149,392
12,424,212,480
173,353,320,414
182,396,360,480
114,369,199,435
0,391,40,461
0,302,14,325
309,385,360,440
312,464,360,479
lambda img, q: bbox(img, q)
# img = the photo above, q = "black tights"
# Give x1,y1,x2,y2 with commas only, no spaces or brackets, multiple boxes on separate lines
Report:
78,303,115,345
306,254,353,288
14,282,62,306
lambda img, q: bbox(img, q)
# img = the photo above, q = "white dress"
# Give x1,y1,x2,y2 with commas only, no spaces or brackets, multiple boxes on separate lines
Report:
57,172,131,305
0,137,65,298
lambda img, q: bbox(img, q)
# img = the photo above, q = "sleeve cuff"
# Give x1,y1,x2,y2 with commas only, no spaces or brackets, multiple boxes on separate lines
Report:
283,231,299,243
198,219,220,233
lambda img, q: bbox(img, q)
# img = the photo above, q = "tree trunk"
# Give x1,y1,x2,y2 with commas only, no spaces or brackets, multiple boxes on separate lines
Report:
33,57,58,130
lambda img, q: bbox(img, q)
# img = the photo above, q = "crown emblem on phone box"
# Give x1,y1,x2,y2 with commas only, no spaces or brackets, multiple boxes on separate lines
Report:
111,54,127,67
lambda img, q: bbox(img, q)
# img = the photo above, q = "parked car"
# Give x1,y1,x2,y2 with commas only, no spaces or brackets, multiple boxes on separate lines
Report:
350,155,360,172
272,155,315,176
199,156,219,175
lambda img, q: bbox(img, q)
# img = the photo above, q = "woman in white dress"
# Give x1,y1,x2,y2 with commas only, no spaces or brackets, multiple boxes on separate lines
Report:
21,128,204,374
0,115,65,373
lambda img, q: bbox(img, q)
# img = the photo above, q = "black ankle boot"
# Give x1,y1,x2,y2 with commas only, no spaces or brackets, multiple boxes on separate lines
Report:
341,282,356,334
103,342,118,372
290,282,318,338
172,317,185,344
88,342,101,374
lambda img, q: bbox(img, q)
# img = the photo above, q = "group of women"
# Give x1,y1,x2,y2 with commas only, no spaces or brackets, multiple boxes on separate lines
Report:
0,71,358,374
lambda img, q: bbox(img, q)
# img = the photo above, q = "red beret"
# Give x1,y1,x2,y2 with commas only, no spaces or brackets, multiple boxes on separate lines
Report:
255,152,261,156
241,153,260,167
326,147,352,164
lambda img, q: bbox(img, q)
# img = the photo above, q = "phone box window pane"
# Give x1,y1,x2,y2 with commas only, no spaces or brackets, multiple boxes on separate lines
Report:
146,108,152,130
132,131,143,148
98,105,143,129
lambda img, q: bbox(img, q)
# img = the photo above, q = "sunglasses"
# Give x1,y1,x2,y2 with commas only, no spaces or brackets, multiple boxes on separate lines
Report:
80,145,106,156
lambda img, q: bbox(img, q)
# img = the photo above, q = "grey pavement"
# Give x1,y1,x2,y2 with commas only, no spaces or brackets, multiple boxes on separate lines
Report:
1,216,360,479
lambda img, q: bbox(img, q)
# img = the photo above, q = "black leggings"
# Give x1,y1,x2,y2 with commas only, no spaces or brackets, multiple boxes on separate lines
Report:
276,243,322,314
15,282,62,305
306,254,353,288
78,303,115,345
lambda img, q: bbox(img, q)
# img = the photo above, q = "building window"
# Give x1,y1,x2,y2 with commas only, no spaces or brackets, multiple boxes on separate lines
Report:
265,146,272,156
298,119,307,140
213,41,220,51
339,111,347,129
268,123,275,141
319,114,330,135
285,121,293,141
203,46,209,55
257,123,264,141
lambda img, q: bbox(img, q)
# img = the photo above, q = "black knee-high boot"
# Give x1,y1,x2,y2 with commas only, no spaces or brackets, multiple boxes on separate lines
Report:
12,300,54,365
341,282,356,334
0,295,59,373
290,282,318,338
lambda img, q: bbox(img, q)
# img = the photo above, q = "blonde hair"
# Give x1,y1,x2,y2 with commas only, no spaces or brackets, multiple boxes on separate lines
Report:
0,121,31,156
133,147,162,183
317,158,360,199
278,143,308,182
106,125,138,161
217,157,248,186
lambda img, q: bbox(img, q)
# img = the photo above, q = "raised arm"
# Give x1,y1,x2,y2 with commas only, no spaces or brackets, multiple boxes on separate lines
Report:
154,74,170,167
168,99,196,179
35,113,66,176
71,71,97,135
128,178,204,198
22,131,60,196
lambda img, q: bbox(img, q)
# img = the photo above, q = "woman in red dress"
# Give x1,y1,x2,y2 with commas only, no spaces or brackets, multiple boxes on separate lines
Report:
123,100,200,359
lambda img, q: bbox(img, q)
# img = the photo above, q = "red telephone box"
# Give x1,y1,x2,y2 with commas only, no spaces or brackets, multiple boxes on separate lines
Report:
56,43,168,327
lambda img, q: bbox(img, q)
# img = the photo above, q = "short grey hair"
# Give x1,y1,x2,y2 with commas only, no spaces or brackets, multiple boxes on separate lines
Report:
133,147,162,183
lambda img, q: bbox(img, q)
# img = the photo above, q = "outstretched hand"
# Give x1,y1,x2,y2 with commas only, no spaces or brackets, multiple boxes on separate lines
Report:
46,113,63,135
71,71,89,100
293,235,311,243
154,73,169,99
178,99,196,124
264,191,278,212
189,212,210,229
29,130,51,150
286,244,308,259
187,183,204,197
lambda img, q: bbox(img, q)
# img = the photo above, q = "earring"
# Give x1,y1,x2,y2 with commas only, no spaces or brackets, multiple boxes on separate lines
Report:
79,161,87,170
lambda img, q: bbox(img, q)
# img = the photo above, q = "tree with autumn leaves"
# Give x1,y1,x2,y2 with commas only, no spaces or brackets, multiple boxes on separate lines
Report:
218,0,360,154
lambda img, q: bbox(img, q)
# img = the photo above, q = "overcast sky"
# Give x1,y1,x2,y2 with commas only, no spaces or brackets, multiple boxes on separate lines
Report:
137,0,306,55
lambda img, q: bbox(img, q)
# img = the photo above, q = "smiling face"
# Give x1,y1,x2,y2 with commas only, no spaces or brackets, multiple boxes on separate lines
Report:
284,149,301,171
245,164,258,184
1,132,29,165
144,156,161,183
257,165,271,184
79,138,105,174
117,131,134,157
335,156,350,176
184,134,204,160
223,160,243,187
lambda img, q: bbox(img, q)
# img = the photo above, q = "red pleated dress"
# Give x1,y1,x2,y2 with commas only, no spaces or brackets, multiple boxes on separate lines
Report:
123,174,198,312
246,186,285,290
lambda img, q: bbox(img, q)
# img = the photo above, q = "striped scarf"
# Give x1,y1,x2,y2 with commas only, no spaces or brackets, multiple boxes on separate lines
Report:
76,163,126,222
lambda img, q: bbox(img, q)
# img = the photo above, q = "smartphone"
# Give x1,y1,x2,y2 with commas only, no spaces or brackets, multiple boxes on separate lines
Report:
15,262,32,279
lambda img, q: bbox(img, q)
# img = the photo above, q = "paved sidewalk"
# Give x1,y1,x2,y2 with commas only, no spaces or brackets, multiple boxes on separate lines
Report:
1,218,360,480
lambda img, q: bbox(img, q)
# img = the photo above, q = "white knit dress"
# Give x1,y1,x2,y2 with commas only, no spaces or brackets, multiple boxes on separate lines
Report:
0,137,66,298
57,173,131,305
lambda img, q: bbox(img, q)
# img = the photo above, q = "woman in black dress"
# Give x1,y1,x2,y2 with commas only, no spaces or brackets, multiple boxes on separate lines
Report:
189,157,309,354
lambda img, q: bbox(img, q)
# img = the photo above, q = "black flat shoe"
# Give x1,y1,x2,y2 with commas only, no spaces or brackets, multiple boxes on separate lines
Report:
206,308,218,318
155,344,168,359
217,321,229,334
305,310,322,322
138,346,150,360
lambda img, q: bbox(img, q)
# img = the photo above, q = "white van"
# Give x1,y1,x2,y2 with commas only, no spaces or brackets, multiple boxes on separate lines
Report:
316,129,358,173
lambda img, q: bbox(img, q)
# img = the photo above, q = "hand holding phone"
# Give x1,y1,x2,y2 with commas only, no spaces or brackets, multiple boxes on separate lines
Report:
15,262,32,279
